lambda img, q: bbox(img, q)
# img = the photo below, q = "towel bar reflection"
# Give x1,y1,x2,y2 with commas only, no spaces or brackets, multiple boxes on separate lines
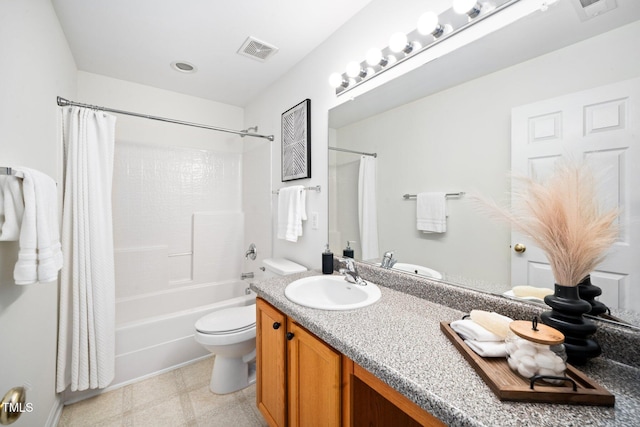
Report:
0,167,24,178
403,192,464,199
272,185,321,195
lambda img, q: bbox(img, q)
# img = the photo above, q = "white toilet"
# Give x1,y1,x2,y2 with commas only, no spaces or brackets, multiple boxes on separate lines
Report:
194,258,306,394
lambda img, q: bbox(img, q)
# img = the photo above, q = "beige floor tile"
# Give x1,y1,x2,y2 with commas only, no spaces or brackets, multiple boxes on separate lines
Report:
58,388,124,427
179,357,214,391
129,370,181,410
187,385,239,419
59,362,265,427
194,401,264,427
131,395,186,427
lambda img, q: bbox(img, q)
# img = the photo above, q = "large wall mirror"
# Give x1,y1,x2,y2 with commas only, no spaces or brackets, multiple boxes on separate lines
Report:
328,1,640,327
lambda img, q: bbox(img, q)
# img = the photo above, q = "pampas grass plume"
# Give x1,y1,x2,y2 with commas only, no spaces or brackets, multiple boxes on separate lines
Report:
475,160,618,287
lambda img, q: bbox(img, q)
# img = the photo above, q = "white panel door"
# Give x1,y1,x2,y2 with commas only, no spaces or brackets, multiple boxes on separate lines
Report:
511,77,640,311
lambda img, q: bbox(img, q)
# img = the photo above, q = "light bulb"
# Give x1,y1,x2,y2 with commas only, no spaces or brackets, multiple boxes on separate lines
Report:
346,61,364,78
417,11,440,36
453,0,481,17
328,72,346,89
389,32,409,53
366,48,384,66
386,55,397,66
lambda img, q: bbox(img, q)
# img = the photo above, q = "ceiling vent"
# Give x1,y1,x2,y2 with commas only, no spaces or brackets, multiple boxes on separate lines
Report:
237,36,279,62
573,0,617,21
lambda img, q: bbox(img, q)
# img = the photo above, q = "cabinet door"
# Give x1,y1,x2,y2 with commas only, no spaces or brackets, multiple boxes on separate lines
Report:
256,299,288,427
287,320,342,427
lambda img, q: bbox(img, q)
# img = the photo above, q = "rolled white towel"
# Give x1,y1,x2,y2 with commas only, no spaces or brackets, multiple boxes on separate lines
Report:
469,310,514,340
450,319,503,342
12,167,61,284
464,340,508,358
0,175,24,241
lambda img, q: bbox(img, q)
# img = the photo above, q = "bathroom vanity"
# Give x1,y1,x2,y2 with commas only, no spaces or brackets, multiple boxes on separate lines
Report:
250,266,640,427
256,298,444,426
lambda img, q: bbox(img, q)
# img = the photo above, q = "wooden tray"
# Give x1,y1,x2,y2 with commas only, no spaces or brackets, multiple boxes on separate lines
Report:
440,322,615,406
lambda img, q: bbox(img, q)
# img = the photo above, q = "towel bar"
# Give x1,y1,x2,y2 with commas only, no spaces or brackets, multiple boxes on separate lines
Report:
272,185,321,195
403,192,464,199
0,167,24,178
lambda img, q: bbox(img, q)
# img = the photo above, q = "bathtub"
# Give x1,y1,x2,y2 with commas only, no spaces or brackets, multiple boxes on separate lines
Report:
111,279,256,388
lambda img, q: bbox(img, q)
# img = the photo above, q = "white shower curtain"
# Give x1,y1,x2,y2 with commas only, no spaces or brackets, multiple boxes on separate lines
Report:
56,106,117,392
358,155,379,261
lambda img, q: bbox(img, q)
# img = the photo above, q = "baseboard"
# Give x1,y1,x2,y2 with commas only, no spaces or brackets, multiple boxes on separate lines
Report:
46,394,64,427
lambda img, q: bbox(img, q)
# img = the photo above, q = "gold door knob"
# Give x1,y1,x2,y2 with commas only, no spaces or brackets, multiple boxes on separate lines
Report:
514,243,526,253
0,387,26,425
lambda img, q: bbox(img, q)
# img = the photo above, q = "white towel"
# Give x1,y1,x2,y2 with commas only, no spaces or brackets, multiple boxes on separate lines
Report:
276,186,306,242
416,192,446,233
450,319,503,342
358,156,379,260
464,340,508,358
0,175,24,241
12,167,62,284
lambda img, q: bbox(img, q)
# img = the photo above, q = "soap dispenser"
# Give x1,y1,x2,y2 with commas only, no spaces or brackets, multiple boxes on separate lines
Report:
322,244,334,274
343,241,355,258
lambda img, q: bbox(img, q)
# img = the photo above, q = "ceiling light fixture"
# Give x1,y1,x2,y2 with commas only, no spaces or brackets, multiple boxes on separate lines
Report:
329,0,529,96
170,61,197,73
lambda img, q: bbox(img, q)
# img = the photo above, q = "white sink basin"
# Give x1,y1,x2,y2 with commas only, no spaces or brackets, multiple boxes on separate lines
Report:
392,263,443,279
284,275,381,310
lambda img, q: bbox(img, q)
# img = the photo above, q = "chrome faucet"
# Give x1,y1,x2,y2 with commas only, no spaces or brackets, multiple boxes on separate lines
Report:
339,258,367,286
381,251,397,269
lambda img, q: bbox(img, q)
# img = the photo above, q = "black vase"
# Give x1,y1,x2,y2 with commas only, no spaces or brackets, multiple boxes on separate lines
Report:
540,284,601,365
577,275,608,316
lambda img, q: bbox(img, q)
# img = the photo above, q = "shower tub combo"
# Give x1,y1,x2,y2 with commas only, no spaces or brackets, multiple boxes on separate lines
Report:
112,279,256,387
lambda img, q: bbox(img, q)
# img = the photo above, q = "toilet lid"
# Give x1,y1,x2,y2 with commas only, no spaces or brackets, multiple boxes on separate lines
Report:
195,304,256,334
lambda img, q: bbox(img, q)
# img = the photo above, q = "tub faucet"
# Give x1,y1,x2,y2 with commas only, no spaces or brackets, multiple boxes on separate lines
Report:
245,243,257,260
381,251,397,269
339,258,367,286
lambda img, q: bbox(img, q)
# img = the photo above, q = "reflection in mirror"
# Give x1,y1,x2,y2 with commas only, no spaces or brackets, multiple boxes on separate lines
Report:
328,2,640,327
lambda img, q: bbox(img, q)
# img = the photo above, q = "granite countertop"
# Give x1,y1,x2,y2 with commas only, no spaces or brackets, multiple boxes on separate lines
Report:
250,270,640,427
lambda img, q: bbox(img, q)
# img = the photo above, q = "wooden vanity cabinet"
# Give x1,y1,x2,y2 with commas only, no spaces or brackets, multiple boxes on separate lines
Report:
256,298,288,426
256,298,342,427
256,298,444,427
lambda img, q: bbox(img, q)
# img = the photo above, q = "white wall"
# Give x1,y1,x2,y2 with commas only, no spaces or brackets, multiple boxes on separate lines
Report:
0,0,76,425
244,0,451,269
332,20,640,286
77,72,244,151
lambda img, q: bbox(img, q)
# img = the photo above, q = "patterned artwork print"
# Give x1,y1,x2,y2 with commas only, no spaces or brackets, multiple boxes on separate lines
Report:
282,99,310,181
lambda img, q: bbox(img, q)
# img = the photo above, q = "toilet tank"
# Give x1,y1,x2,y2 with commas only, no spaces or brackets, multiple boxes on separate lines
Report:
262,258,307,279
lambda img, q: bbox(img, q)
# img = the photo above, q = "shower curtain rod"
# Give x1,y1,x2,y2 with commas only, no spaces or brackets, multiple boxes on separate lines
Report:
328,146,377,158
56,97,274,141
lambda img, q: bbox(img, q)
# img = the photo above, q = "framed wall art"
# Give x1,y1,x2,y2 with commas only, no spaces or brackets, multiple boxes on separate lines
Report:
281,99,311,181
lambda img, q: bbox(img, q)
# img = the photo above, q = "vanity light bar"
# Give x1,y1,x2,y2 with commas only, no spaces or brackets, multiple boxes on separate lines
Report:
330,0,522,96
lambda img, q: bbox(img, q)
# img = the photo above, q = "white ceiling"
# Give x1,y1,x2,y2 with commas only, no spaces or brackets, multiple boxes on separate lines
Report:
51,0,374,107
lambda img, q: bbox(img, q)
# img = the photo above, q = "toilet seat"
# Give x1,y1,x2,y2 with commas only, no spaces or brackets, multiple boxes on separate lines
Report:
196,304,255,335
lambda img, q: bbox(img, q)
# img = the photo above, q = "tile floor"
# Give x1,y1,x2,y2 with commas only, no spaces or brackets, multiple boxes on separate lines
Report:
57,357,267,427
